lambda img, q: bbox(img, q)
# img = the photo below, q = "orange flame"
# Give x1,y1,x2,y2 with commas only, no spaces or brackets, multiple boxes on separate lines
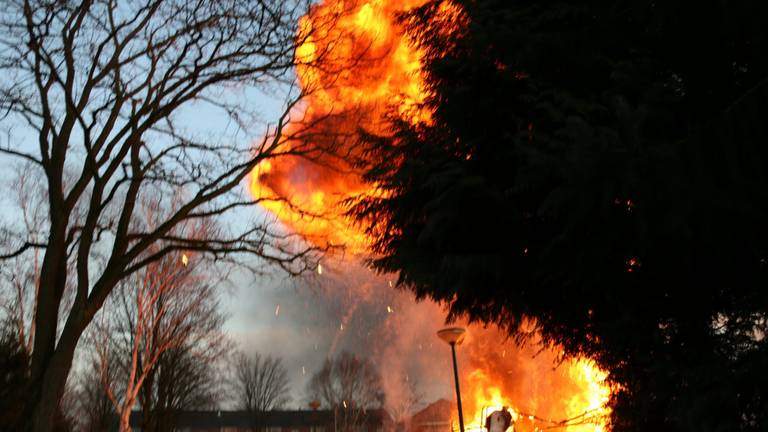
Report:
460,361,611,432
454,328,611,432
249,1,613,430
249,0,431,250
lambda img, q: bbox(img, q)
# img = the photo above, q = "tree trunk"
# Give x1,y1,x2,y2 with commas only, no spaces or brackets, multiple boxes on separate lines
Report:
29,335,78,432
119,407,132,432
28,223,70,432
30,289,108,432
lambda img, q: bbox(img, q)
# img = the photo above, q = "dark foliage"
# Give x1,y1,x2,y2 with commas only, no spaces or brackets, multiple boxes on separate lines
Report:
139,348,221,432
0,322,72,432
349,1,768,431
77,358,118,432
0,323,30,431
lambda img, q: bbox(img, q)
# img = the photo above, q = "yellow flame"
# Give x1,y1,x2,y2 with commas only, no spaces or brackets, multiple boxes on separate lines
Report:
248,0,431,250
459,360,611,432
564,360,611,432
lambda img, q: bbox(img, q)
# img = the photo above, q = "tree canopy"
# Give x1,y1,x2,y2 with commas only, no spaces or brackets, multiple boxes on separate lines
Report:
0,1,323,430
308,351,384,431
349,1,768,430
231,351,291,429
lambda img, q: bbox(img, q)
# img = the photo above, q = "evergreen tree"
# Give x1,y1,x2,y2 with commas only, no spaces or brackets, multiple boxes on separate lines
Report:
350,1,768,430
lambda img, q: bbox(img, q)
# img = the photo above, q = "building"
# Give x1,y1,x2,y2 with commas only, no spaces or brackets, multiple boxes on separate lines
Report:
408,399,454,432
127,409,393,432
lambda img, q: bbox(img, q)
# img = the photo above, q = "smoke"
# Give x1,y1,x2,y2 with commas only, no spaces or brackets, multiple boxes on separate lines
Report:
227,255,608,432
313,258,455,412
224,257,455,411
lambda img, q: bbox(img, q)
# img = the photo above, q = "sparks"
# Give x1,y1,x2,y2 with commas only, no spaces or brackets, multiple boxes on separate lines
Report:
181,254,189,266
317,263,323,275
627,257,641,272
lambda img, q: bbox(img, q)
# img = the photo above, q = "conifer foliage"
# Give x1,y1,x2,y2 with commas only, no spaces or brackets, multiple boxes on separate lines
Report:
350,1,768,430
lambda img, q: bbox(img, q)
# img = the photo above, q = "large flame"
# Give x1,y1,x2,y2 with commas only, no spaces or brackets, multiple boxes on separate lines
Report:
249,0,430,249
451,327,611,432
249,1,612,430
461,360,611,432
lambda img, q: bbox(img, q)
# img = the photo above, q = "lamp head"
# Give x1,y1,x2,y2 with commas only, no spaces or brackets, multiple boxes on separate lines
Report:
437,327,466,345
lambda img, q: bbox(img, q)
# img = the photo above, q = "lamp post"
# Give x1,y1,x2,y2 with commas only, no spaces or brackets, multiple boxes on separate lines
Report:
438,327,466,432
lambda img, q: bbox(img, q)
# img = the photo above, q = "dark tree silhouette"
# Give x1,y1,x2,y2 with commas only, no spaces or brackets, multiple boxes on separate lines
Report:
0,319,72,432
0,1,329,430
307,351,384,432
231,351,291,431
0,320,33,430
349,1,768,431
138,348,222,432
74,358,118,432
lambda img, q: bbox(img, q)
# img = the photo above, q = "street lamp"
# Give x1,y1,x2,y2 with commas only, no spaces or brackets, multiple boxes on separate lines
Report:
438,327,466,432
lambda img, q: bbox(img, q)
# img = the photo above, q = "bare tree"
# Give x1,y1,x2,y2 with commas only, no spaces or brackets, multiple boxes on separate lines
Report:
94,197,230,432
387,376,424,429
73,358,117,432
307,351,385,432
231,351,291,431
138,347,222,432
1,167,78,432
0,163,59,353
0,1,334,430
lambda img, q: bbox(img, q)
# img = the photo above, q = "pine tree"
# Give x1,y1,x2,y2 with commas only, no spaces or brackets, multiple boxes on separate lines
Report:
350,1,768,430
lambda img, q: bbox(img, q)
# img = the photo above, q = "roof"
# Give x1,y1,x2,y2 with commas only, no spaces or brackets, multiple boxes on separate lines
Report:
411,399,453,424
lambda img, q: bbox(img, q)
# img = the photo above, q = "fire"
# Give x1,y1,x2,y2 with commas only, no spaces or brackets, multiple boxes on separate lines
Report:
249,1,614,430
566,361,612,432
455,328,611,432
249,0,431,249
463,369,517,431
